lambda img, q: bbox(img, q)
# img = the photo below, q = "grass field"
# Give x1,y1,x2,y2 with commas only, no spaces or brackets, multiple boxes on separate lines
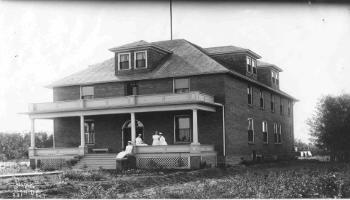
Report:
0,160,349,198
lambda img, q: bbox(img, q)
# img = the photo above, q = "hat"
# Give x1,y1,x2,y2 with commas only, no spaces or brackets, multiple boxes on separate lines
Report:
159,132,163,135
127,141,132,144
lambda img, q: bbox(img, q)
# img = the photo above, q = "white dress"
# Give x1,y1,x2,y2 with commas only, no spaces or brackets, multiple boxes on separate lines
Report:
159,136,167,145
152,134,160,145
116,144,133,159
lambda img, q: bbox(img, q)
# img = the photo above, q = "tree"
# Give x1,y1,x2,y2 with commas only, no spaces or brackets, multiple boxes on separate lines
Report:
308,94,350,161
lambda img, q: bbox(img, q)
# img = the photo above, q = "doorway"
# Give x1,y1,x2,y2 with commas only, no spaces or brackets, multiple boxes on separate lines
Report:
122,120,144,149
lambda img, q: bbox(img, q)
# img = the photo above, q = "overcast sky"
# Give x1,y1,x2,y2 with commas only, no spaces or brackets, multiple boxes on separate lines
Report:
0,1,349,142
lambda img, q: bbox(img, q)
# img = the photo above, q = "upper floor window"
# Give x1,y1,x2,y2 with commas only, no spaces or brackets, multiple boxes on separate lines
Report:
246,56,257,74
175,115,191,143
118,53,131,70
134,51,147,69
280,97,284,115
259,89,264,109
248,118,254,143
271,71,279,86
262,121,268,144
247,85,253,105
288,100,291,116
174,78,190,93
270,93,275,112
81,86,94,99
125,82,138,96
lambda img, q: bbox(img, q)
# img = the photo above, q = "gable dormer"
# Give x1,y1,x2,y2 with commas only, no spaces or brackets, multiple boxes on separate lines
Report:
205,45,261,80
257,61,283,90
109,40,172,75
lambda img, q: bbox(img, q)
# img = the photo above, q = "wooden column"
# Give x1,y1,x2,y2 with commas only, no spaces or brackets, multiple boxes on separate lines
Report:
80,115,85,147
30,118,35,148
131,112,136,145
192,109,200,145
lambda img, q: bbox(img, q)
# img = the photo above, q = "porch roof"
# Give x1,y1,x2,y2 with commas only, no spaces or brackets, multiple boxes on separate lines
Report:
26,91,217,119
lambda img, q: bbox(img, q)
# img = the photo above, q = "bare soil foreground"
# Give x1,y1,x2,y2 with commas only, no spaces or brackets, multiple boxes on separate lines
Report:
1,160,350,198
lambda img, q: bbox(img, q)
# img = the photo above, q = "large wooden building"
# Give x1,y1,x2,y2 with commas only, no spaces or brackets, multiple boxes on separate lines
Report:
26,39,296,169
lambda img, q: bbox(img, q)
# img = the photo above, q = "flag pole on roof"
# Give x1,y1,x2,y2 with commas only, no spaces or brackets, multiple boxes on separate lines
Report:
170,0,173,40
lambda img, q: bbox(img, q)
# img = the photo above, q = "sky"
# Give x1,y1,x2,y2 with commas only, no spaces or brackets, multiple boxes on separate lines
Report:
0,1,350,143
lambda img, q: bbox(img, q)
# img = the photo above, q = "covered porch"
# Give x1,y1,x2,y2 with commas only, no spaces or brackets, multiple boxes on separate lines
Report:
26,92,221,169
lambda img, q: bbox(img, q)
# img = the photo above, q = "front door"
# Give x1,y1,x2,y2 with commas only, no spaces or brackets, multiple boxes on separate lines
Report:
122,120,144,149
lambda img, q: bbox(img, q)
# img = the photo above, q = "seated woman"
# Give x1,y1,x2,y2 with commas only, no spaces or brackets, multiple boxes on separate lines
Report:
135,134,148,146
116,141,133,159
159,132,167,145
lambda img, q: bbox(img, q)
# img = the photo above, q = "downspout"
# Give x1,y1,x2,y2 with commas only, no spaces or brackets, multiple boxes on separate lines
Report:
214,103,225,157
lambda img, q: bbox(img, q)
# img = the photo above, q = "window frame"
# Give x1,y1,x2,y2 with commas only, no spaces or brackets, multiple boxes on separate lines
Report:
174,115,192,144
273,123,278,144
252,59,257,74
247,85,253,105
278,124,282,144
246,56,252,73
134,50,148,69
84,119,95,145
270,93,275,113
280,97,284,115
247,118,255,143
288,100,291,116
173,78,190,93
118,52,131,71
259,89,265,109
80,86,94,100
262,121,268,144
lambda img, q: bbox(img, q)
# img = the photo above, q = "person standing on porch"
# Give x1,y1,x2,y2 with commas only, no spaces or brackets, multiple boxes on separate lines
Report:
159,132,167,145
152,131,160,145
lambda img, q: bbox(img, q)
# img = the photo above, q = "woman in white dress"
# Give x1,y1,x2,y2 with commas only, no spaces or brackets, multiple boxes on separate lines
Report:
152,131,160,145
159,132,167,145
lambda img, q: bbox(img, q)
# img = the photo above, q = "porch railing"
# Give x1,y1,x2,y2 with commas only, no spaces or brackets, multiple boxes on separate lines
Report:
29,91,215,113
30,147,80,157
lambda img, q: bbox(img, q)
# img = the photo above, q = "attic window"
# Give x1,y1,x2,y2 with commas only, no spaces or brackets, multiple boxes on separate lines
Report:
246,56,257,74
271,71,279,85
134,51,147,69
118,53,131,70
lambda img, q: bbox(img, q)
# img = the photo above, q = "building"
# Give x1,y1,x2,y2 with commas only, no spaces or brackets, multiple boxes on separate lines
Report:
25,39,296,169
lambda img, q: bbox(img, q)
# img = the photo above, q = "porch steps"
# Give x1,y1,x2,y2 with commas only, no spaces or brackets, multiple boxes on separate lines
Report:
73,153,116,170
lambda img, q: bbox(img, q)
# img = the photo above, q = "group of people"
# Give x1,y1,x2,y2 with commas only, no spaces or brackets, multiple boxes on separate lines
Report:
135,130,167,146
116,130,167,159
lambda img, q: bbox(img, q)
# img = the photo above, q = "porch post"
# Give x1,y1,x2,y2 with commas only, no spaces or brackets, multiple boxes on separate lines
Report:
30,118,35,148
130,112,136,145
79,115,86,155
192,109,200,145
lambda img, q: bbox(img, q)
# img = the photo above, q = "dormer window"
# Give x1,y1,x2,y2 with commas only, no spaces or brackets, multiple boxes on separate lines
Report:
271,71,279,85
118,53,131,70
246,56,257,74
134,51,147,69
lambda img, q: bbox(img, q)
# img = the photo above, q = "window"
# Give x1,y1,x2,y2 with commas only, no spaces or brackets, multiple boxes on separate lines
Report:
125,82,138,96
259,89,264,109
270,93,275,112
81,86,94,99
134,51,147,69
252,59,257,74
271,71,279,86
262,121,268,144
174,78,190,93
248,118,254,143
175,116,191,143
278,124,282,143
273,123,278,144
246,56,252,73
280,97,283,115
118,53,131,70
288,100,291,116
84,120,95,144
247,85,253,105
